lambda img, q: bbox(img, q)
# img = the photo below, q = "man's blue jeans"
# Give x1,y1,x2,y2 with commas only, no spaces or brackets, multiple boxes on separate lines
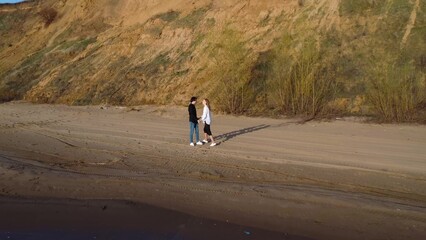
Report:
189,122,200,143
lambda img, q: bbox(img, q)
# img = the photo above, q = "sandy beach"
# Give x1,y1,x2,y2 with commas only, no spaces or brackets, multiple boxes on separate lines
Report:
0,101,425,240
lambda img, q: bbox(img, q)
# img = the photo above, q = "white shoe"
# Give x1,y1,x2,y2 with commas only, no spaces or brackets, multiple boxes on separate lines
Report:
190,143,195,146
210,143,217,147
202,139,208,143
196,141,203,146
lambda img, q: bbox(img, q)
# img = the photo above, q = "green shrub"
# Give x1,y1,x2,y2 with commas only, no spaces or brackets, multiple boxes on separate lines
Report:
207,27,254,114
366,60,425,122
267,36,337,116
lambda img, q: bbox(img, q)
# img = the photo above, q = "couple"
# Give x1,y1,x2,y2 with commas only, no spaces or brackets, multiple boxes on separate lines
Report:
188,96,217,147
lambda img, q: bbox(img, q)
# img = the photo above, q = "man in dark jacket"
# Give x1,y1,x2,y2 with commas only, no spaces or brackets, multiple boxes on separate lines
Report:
188,97,203,146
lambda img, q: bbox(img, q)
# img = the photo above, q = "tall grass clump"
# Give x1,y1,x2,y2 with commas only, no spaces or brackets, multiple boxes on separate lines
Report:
366,60,425,122
207,27,254,114
267,36,336,116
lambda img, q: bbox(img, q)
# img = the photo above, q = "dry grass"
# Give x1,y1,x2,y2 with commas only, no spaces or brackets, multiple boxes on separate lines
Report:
366,60,425,122
207,27,255,114
267,37,336,117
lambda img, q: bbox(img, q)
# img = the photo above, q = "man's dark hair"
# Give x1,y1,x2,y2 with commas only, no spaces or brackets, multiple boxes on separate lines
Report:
190,97,197,102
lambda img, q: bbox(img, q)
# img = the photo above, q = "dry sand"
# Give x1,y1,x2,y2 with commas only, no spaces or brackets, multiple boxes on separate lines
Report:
0,101,425,239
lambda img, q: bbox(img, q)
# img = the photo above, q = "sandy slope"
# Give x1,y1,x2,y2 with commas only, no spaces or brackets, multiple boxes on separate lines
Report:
0,102,425,240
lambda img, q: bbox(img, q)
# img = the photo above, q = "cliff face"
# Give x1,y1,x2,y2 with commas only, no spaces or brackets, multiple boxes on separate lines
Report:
0,0,424,114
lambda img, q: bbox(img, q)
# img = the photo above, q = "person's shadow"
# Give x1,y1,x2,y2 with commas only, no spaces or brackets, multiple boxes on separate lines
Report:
216,124,270,144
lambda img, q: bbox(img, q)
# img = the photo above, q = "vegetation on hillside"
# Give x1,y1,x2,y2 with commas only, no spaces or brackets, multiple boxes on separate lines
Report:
0,0,424,122
267,35,337,117
207,27,255,114
366,58,425,122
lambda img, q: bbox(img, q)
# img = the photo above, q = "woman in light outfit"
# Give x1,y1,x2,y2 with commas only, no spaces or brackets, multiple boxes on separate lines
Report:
201,99,217,147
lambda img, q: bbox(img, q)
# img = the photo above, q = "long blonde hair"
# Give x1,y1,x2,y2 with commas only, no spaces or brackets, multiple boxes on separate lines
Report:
204,99,211,111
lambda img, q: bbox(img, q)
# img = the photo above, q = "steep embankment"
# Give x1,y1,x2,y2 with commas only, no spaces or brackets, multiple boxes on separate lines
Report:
0,0,425,116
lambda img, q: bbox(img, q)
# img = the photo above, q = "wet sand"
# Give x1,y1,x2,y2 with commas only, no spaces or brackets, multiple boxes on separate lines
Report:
0,197,300,240
0,101,425,239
